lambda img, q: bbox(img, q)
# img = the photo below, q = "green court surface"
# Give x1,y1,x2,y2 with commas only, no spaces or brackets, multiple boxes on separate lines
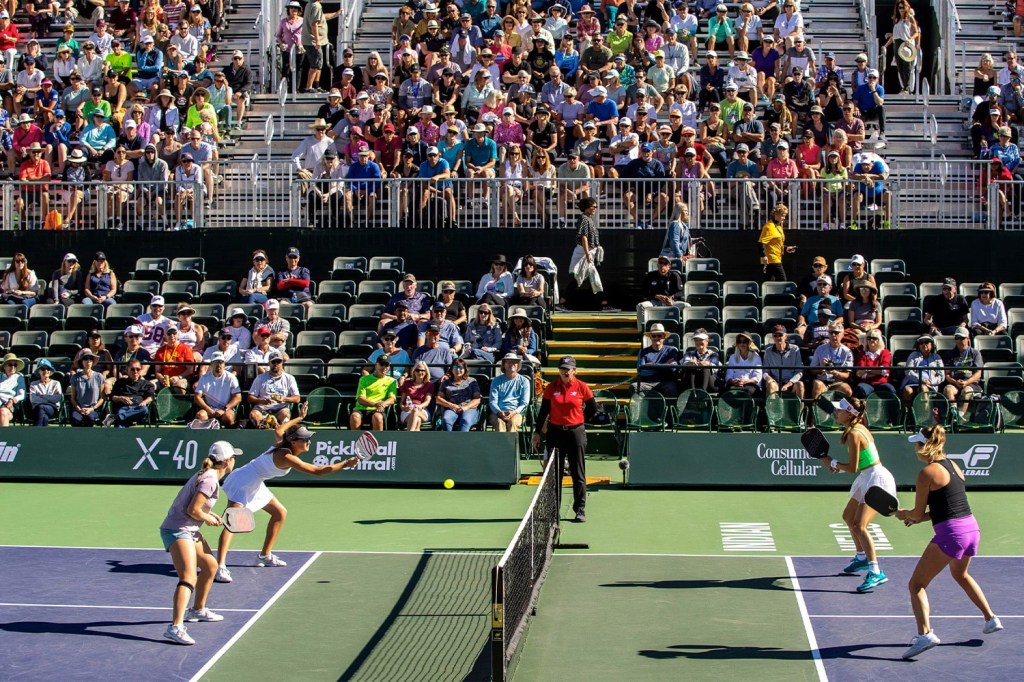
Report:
2,461,1020,680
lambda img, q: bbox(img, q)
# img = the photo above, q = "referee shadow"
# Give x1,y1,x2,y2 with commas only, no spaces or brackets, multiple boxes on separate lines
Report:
638,639,983,662
602,576,844,593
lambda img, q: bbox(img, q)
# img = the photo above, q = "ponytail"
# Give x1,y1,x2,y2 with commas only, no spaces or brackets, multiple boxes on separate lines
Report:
917,424,948,464
839,397,867,445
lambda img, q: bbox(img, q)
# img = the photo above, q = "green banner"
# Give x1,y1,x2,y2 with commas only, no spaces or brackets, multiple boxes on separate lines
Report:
627,433,1024,488
0,429,519,487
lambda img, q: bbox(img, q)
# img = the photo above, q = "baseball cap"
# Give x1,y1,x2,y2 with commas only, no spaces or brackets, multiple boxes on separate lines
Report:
641,143,654,151
427,146,440,155
265,299,280,309
63,253,77,262
286,426,316,442
208,440,242,462
402,273,417,282
255,325,272,336
817,275,832,285
209,351,227,363
432,301,447,310
850,254,866,265
590,86,608,96
943,277,957,287
812,256,827,266
776,141,789,150
567,148,580,158
125,324,144,336
558,355,577,369
425,323,441,333
286,246,301,257
771,325,788,335
150,295,165,306
619,117,632,126
954,327,970,338
735,143,749,152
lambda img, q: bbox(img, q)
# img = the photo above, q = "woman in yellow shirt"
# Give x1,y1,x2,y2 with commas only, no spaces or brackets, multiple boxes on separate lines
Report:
758,204,797,281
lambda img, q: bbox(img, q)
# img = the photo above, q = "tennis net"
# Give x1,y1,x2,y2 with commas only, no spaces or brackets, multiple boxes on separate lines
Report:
490,453,561,681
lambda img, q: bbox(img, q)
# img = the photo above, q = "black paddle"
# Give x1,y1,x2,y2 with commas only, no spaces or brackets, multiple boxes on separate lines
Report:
801,427,830,460
864,486,900,516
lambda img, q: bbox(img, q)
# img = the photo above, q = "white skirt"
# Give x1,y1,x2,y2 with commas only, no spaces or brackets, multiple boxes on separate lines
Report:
849,464,896,504
223,471,275,512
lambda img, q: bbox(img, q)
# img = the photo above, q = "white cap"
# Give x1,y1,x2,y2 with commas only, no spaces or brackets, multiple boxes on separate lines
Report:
692,331,709,340
850,254,866,265
817,274,832,285
208,440,242,462
150,295,165,306
125,324,144,335
230,307,246,318
265,299,280,310
63,253,77,262
908,430,928,443
589,86,607,96
209,351,226,362
502,106,515,115
618,117,631,126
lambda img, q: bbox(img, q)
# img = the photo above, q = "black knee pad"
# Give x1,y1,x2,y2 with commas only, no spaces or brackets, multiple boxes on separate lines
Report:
177,580,195,594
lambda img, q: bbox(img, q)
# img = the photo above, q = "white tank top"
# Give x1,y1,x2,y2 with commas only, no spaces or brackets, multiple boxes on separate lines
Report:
243,446,292,483
177,322,199,349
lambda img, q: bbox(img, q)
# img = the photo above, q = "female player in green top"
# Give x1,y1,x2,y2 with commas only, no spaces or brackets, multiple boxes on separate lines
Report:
828,397,898,592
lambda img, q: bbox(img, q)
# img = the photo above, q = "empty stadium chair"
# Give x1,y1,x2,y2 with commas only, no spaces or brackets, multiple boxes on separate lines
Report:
303,386,344,426
761,281,798,307
716,389,756,432
331,256,368,282
10,330,48,359
763,391,804,432
918,282,946,301
418,281,436,299
682,306,721,334
0,305,29,333
723,306,760,334
305,304,348,333
169,257,206,282
368,256,404,281
975,335,1015,362
1009,310,1024,339
958,282,986,305
317,280,357,304
864,392,902,431
48,330,87,358
723,280,760,306
869,259,907,285
288,359,326,395
625,392,668,432
684,281,722,306
65,304,104,332
888,335,919,364
762,305,799,333
999,282,1024,310
293,331,337,360
129,257,170,282
450,280,475,303
347,303,386,331
932,335,957,353
879,282,918,309
684,258,721,281
338,330,378,358
27,304,66,333
984,362,1024,396
121,279,161,305
643,306,681,333
191,303,225,330
833,258,857,276
884,307,924,336
910,391,951,430
998,390,1024,429
671,389,714,431
160,280,199,304
199,280,238,305
357,280,397,304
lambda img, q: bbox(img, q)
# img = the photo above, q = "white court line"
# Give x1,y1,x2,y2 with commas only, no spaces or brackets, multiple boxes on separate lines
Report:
785,556,828,682
0,602,256,612
188,551,322,682
806,610,1024,614
0,545,500,556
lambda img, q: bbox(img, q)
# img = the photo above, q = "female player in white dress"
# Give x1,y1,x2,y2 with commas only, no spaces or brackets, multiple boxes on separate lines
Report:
214,403,359,582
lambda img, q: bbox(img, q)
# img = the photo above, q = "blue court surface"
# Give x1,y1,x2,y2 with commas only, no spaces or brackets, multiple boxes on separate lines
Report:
0,546,316,682
791,556,1023,681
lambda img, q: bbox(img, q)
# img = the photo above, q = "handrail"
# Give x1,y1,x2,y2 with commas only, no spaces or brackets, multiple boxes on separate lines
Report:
263,113,275,161
277,78,288,134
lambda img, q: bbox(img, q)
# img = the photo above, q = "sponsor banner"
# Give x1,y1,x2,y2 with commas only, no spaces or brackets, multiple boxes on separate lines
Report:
627,433,1024,488
0,429,519,487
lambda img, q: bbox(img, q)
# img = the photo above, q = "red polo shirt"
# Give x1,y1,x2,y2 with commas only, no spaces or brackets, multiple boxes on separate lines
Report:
542,377,593,427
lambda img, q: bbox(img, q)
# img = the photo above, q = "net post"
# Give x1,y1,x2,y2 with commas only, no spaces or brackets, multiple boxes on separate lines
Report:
490,565,506,682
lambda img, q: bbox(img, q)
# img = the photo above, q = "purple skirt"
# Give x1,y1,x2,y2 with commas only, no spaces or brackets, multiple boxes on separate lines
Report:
931,515,980,561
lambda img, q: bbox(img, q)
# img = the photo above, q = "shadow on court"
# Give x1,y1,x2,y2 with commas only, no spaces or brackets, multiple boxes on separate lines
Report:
354,517,522,525
601,575,846,593
106,560,177,576
638,639,983,663
0,619,168,643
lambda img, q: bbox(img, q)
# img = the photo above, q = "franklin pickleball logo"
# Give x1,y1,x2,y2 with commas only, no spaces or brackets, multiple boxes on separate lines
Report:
947,444,998,476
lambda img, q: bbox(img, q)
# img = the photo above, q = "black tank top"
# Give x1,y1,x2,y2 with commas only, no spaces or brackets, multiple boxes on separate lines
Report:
927,458,972,525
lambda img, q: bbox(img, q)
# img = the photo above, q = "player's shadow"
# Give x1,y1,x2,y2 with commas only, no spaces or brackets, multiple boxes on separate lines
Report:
106,560,177,576
354,518,522,525
602,576,844,593
639,639,984,663
0,619,167,643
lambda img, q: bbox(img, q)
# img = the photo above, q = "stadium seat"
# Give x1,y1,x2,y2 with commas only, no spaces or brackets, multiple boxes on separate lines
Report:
303,386,343,426
716,389,756,432
331,256,368,282
984,362,1024,396
154,389,192,424
10,330,48,359
975,335,1015,362
469,304,506,323
883,307,924,336
347,303,386,331
685,258,721,281
287,359,326,395
999,282,1024,310
121,279,161,305
1009,309,1024,338
0,330,11,351
998,390,1024,429
337,330,378,359
763,391,804,432
833,258,857,275
723,305,760,334
199,280,238,305
932,335,957,353
191,303,225,330
918,282,946,301
160,280,199,304
761,281,798,307
293,331,336,360
305,304,348,333
864,392,902,431
368,256,404,272
129,257,170,282
357,280,397,304
65,304,104,332
0,304,29,333
953,396,999,433
812,391,846,431
97,329,124,349
671,389,714,431
48,330,87,358
368,265,404,282
418,281,436,299
958,283,986,305
682,306,721,334
762,305,799,332
169,257,206,282
682,331,722,351
27,304,66,333
910,391,951,430
684,280,722,306
278,303,307,334
317,280,357,305
723,280,760,306
450,280,475,304
888,335,919,365
625,392,668,432
643,306,680,333
869,259,907,285
879,282,918,309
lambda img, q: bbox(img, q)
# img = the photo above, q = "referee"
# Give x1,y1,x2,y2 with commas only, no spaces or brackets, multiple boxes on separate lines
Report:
532,355,598,523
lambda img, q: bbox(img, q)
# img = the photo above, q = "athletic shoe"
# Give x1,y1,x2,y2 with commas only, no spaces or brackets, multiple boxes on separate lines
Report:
984,616,1004,634
856,570,888,592
842,557,869,574
553,304,572,312
164,624,195,645
601,305,622,312
102,414,116,427
257,553,287,567
214,566,233,583
901,631,940,659
186,607,224,622
573,511,586,523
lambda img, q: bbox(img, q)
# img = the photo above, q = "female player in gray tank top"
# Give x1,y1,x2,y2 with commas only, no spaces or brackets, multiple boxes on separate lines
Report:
895,425,1003,659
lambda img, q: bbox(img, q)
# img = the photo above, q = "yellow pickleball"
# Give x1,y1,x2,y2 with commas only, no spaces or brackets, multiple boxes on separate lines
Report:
444,479,455,489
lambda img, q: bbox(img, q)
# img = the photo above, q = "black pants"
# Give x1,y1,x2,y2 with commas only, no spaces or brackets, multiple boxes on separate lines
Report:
686,367,718,392
546,424,587,515
764,263,786,282
862,105,886,135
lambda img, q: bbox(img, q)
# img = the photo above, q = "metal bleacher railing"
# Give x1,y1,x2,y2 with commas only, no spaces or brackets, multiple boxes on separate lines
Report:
5,162,1018,231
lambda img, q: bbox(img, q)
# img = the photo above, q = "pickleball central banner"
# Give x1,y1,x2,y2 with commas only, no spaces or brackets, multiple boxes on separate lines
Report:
628,433,1024,488
0,429,519,487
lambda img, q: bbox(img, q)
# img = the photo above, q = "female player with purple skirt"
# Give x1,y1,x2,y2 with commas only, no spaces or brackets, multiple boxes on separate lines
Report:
895,425,1004,659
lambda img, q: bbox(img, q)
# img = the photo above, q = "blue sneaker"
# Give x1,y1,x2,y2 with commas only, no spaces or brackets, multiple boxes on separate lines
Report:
857,570,888,592
843,557,870,574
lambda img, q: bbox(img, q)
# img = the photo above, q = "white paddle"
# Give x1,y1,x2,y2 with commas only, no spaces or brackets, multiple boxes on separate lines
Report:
354,431,378,461
222,506,256,533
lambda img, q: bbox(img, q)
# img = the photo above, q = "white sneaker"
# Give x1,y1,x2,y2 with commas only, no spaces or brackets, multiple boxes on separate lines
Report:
821,222,830,231
984,616,1004,634
901,631,940,659
186,607,224,622
257,553,287,567
214,566,233,583
102,414,116,427
164,623,195,645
